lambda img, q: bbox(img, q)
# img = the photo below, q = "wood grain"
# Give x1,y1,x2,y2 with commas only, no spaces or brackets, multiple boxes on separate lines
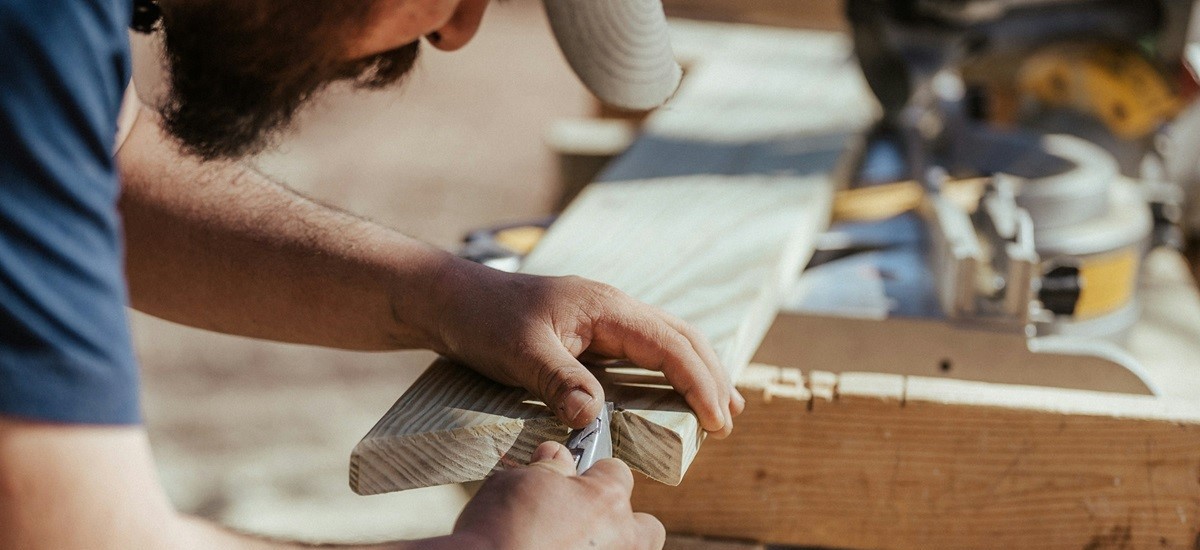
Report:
351,175,834,494
632,364,1200,549
522,176,833,381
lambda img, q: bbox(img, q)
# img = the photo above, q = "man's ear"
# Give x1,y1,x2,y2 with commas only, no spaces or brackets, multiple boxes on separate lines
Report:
426,0,488,52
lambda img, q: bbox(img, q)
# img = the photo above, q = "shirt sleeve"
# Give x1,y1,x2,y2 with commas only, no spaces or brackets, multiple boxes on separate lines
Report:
0,0,141,424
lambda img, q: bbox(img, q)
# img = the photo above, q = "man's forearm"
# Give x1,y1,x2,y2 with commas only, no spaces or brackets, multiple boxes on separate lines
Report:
0,418,483,550
117,107,454,350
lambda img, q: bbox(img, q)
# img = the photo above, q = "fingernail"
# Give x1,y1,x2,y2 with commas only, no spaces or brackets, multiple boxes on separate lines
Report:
733,388,746,407
531,441,561,463
562,389,595,425
710,407,727,433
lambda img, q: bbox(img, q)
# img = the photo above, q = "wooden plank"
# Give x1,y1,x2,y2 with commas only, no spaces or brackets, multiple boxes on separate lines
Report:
631,364,1200,549
350,175,833,495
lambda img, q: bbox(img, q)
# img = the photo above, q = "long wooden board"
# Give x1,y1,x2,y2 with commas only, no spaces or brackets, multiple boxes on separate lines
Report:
350,175,833,495
632,363,1200,549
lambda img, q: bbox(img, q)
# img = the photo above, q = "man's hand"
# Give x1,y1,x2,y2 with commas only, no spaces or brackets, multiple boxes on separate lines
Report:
119,108,742,435
452,441,665,550
426,259,746,436
0,419,647,550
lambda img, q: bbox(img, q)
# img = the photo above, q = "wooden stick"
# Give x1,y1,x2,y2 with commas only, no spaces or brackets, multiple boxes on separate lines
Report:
350,175,833,494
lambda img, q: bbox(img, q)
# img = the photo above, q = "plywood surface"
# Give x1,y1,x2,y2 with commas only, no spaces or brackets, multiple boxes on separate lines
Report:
350,175,833,495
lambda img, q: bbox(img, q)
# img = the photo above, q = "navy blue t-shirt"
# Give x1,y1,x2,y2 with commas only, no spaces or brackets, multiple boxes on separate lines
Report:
0,0,140,424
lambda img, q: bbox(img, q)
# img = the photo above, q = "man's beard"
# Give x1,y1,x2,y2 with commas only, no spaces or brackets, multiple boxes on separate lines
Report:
157,2,420,160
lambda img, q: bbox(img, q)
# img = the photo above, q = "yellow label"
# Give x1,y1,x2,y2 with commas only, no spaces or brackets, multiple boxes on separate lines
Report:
1018,43,1181,139
1075,247,1139,320
494,226,547,255
832,181,925,222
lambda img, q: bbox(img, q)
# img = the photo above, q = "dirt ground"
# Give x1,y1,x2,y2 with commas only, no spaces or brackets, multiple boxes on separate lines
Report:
131,0,590,543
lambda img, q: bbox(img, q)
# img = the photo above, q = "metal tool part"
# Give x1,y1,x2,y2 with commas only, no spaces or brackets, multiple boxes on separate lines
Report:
565,401,614,475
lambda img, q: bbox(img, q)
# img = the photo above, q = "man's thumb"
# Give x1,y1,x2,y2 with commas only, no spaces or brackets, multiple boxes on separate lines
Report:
530,345,605,429
528,441,577,476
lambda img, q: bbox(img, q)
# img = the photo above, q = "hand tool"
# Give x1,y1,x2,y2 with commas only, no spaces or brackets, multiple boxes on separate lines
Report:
564,401,614,474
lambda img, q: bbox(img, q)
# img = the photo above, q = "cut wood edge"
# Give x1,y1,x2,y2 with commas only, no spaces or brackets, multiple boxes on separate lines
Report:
350,416,558,495
615,408,698,486
739,362,1200,422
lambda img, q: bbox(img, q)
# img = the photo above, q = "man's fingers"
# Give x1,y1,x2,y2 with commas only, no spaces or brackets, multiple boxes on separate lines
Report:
581,458,635,495
731,390,746,416
527,441,577,476
633,513,667,550
527,342,605,429
654,311,743,431
579,458,661,549
591,312,730,436
657,312,727,387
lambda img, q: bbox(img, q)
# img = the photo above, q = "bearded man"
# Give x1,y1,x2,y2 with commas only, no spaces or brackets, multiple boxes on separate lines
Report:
0,1,744,548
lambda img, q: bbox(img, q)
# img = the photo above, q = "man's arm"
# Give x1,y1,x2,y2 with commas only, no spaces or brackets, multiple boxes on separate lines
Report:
117,106,451,352
118,107,743,433
0,419,656,549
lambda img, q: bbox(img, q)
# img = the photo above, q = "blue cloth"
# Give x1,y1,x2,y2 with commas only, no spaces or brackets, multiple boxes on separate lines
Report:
0,0,140,424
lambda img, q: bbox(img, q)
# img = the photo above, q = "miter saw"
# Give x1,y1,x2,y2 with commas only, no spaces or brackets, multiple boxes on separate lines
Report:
761,0,1200,395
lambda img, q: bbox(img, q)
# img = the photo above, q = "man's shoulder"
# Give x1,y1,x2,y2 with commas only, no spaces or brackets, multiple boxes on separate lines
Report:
0,0,130,39
0,0,132,156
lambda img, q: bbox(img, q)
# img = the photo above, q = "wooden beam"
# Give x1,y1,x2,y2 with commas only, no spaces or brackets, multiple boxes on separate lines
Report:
631,364,1200,549
350,175,833,495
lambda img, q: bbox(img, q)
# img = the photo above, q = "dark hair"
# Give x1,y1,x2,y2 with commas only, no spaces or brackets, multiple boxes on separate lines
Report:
158,0,420,159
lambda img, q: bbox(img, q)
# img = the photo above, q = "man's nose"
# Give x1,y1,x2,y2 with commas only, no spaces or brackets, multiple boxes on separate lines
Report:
428,0,489,51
